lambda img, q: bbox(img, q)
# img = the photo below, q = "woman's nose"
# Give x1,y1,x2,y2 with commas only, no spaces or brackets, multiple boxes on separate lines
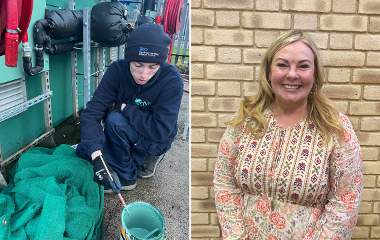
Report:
286,67,298,79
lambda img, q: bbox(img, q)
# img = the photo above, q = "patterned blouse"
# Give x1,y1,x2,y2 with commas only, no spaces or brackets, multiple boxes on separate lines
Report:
214,108,362,240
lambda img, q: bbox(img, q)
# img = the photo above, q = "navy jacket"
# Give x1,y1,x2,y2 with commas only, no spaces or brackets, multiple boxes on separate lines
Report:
80,59,184,157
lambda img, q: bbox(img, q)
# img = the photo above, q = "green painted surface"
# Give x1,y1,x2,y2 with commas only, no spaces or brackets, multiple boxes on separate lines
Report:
0,0,102,160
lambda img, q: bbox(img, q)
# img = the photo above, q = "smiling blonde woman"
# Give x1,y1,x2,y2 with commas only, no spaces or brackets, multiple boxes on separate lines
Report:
214,30,362,240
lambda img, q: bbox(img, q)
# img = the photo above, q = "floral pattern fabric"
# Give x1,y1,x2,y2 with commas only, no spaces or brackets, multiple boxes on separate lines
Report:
214,108,362,240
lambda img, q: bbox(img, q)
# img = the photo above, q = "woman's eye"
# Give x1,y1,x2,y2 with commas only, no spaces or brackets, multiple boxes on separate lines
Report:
277,63,287,68
299,64,309,69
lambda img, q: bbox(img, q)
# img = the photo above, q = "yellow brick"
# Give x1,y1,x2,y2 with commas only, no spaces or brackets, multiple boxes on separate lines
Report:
192,213,209,225
218,82,241,96
256,0,280,11
192,143,218,157
307,32,329,49
205,29,253,46
353,69,380,83
372,226,380,238
192,46,216,63
355,35,380,50
191,0,201,8
192,200,217,213
282,0,331,12
348,116,359,131
192,9,215,27
370,17,380,33
363,175,377,187
210,213,220,225
352,226,370,238
255,31,280,48
242,12,291,29
219,113,235,127
362,189,380,201
294,14,317,30
191,225,220,237
361,147,380,160
321,85,361,100
208,98,242,112
332,100,349,114
208,128,225,143
320,15,367,32
358,110,380,124
204,0,253,9
192,113,217,127
357,214,380,226
207,65,254,80
191,81,216,96
243,48,266,64
320,50,365,67
363,162,380,175
329,34,353,50
216,11,240,27
357,132,380,146
367,52,380,67
192,97,205,112
328,68,351,83
192,28,204,45
378,177,380,188
192,186,209,199
243,82,260,96
209,159,217,172
191,158,208,171
350,102,380,116
359,202,373,213
192,128,206,143
374,202,380,213
359,0,380,14
332,0,356,13
192,64,205,79
218,48,241,63
364,86,380,101
192,172,214,186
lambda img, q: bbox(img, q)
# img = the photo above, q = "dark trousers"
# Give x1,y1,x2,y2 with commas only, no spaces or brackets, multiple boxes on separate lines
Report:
76,113,171,181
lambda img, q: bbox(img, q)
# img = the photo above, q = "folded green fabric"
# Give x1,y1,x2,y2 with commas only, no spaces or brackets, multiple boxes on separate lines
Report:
0,144,103,240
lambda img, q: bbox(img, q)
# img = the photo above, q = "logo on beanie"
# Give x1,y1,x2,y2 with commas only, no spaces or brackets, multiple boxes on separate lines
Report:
139,47,159,57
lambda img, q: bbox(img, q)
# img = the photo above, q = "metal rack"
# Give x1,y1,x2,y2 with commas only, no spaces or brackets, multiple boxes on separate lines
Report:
0,71,54,171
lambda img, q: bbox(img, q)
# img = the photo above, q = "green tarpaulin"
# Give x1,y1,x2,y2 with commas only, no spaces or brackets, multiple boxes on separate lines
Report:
0,144,103,240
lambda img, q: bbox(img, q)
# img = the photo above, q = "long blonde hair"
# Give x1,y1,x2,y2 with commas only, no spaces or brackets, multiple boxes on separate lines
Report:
226,30,343,140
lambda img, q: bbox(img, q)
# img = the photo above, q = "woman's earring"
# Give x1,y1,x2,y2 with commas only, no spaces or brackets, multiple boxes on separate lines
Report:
309,84,318,98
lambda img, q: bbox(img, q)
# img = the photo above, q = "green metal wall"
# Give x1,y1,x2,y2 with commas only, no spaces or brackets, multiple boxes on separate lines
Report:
0,0,99,160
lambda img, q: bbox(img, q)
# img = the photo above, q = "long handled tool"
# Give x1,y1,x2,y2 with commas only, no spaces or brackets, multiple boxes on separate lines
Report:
99,155,127,207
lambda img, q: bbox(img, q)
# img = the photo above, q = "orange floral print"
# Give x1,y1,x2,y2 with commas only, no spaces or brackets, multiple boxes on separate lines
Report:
220,140,230,155
246,218,258,234
233,195,243,206
257,196,270,215
217,190,231,204
269,212,286,230
312,208,322,221
348,215,357,229
269,234,278,240
341,191,357,204
303,227,313,240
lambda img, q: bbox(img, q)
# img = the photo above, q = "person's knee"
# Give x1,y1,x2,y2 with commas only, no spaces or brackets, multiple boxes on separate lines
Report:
104,112,127,128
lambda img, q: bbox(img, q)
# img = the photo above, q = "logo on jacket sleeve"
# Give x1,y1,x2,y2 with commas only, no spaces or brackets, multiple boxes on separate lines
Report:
135,98,151,106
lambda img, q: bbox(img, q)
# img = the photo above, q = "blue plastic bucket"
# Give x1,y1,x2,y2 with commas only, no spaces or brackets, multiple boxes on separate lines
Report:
120,202,166,240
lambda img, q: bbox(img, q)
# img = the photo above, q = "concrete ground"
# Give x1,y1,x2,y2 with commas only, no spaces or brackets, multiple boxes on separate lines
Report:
53,87,189,239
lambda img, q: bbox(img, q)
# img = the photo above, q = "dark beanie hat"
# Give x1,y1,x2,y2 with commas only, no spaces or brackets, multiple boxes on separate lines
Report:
125,23,171,65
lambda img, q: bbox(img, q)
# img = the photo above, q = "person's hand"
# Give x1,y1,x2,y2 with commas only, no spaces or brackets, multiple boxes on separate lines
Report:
103,103,124,121
92,155,121,193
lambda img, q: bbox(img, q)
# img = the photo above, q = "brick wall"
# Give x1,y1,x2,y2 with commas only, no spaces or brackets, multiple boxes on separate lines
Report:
190,0,380,239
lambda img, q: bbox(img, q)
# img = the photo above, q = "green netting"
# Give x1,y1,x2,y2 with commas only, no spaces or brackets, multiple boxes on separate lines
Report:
0,144,103,240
